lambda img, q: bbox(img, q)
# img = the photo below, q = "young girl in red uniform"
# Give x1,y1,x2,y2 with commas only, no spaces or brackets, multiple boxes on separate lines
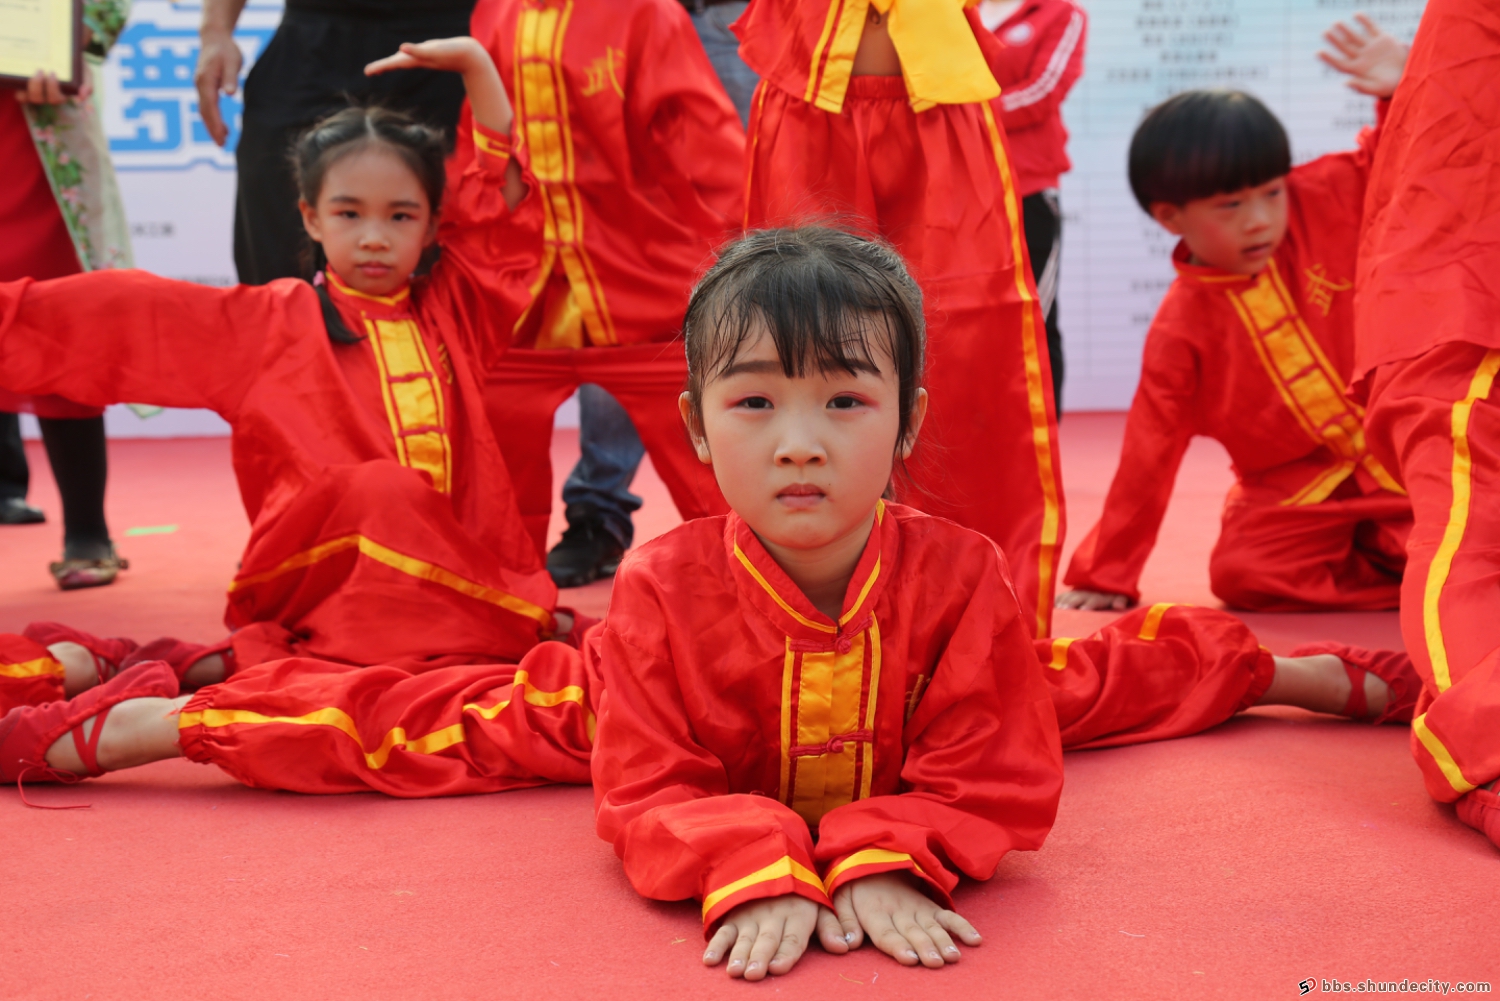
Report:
589,226,1420,980
0,38,600,797
1059,17,1414,614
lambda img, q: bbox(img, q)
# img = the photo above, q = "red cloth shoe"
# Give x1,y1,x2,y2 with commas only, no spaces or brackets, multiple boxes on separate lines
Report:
0,661,179,807
21,622,140,687
119,635,236,684
1288,643,1422,724
1456,787,1500,851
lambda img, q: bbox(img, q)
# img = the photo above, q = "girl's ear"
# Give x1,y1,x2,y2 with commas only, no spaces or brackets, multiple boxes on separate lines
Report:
299,198,323,243
424,212,441,246
899,387,929,459
678,392,712,464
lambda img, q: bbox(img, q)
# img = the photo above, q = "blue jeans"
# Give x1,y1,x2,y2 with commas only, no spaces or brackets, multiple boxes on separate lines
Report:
563,384,645,547
691,1,758,126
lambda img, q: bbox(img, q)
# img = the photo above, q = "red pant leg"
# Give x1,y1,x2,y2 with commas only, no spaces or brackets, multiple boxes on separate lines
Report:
746,78,1064,637
178,639,597,796
1365,343,1500,801
1208,485,1409,611
1037,604,1274,750
228,460,558,671
0,635,64,713
579,343,727,523
484,349,582,555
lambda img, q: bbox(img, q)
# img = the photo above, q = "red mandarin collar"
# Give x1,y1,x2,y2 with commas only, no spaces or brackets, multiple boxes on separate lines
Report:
724,501,896,644
323,269,415,319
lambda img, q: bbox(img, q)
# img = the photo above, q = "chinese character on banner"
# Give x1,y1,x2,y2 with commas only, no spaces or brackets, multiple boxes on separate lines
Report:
103,1,282,170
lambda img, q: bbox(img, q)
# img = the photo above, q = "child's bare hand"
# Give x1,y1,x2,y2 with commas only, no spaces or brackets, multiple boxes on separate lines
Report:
704,895,847,980
365,37,488,77
1318,15,1409,98
1055,589,1132,611
831,873,981,968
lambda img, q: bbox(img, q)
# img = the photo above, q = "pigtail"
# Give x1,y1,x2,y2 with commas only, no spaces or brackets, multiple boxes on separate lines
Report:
312,270,364,345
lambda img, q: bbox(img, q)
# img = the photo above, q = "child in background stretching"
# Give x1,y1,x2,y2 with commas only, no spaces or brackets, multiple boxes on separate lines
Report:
590,227,1420,980
1060,17,1414,614
0,39,599,797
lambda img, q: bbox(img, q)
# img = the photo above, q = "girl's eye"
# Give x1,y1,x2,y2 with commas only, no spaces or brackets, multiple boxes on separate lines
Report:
738,396,772,410
393,211,415,221
338,210,359,219
829,395,862,410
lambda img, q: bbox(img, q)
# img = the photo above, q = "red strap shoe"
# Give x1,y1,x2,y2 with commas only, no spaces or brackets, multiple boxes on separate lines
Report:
21,622,140,687
1288,643,1422,725
119,635,236,684
0,661,179,808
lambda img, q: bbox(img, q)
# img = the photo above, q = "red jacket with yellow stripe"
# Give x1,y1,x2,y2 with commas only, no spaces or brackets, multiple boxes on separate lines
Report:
1064,115,1406,603
467,0,745,349
591,501,1063,934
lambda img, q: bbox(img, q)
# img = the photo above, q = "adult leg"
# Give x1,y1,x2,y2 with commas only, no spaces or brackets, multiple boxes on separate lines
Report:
1208,486,1408,611
37,415,126,590
1021,189,1063,409
691,1,758,127
0,411,44,523
549,385,644,587
1365,344,1500,806
232,116,309,285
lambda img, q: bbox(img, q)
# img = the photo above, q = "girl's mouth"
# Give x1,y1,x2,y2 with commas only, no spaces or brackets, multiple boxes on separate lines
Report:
357,261,393,278
777,483,826,509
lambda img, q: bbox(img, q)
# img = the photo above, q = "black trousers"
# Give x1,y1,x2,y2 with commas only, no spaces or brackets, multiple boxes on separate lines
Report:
0,411,111,554
233,7,474,284
1021,189,1064,410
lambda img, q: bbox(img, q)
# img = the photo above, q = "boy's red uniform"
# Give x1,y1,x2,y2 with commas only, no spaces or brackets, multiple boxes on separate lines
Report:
593,501,1275,932
0,122,556,682
987,0,1087,197
1066,118,1411,612
1354,0,1500,819
467,0,745,551
734,0,1066,637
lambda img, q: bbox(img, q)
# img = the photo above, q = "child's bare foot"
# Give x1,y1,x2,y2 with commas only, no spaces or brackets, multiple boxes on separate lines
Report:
44,695,191,774
1261,653,1388,718
50,641,103,698
1055,589,1133,611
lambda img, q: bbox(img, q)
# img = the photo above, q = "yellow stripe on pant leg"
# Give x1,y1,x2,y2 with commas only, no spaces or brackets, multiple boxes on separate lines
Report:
1412,712,1478,795
1423,349,1500,692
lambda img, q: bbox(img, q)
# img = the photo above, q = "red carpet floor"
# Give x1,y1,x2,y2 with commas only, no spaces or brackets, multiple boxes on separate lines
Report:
0,415,1492,1000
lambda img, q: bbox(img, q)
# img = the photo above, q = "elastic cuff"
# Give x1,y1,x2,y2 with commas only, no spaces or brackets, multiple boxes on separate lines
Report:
1236,647,1278,712
175,687,221,765
822,849,953,910
472,122,520,172
701,853,832,937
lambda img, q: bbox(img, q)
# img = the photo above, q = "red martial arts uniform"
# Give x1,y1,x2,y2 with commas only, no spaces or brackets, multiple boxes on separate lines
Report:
735,0,1066,637
592,501,1274,932
0,122,554,678
1066,120,1411,612
986,0,1086,198
466,0,744,551
1354,0,1500,812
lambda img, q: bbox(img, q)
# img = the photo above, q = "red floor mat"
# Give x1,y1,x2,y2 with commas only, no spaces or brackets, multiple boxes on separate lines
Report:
0,416,1491,1000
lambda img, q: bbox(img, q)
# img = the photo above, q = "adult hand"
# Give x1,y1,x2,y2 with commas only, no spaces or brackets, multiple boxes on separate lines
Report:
831,872,981,968
1055,589,1133,611
194,29,243,147
703,894,848,980
1318,15,1409,99
16,69,89,105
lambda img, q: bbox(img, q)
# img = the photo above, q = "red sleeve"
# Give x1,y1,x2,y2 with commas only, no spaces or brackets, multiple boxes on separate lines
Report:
591,566,831,937
0,270,298,420
1064,300,1198,602
623,2,745,243
813,538,1063,906
428,118,544,370
992,1,1087,134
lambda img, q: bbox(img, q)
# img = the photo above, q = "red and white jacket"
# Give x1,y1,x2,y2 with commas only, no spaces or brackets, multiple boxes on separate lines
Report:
986,0,1087,196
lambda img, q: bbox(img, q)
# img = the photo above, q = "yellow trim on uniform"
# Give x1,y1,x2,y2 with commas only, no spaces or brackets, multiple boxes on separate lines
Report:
823,848,923,887
1045,637,1074,671
325,269,410,306
228,533,553,628
1423,349,1500,692
787,625,874,825
1281,460,1358,508
858,617,882,801
179,674,590,771
0,656,65,679
779,639,796,801
701,856,827,918
872,0,1000,113
473,127,513,160
365,317,454,494
1412,713,1477,794
1137,602,1174,641
981,101,1062,639
734,544,837,633
805,0,868,113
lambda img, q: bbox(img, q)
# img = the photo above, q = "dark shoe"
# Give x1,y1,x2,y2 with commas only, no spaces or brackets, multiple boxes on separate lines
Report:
50,544,129,591
0,498,44,525
546,504,625,588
